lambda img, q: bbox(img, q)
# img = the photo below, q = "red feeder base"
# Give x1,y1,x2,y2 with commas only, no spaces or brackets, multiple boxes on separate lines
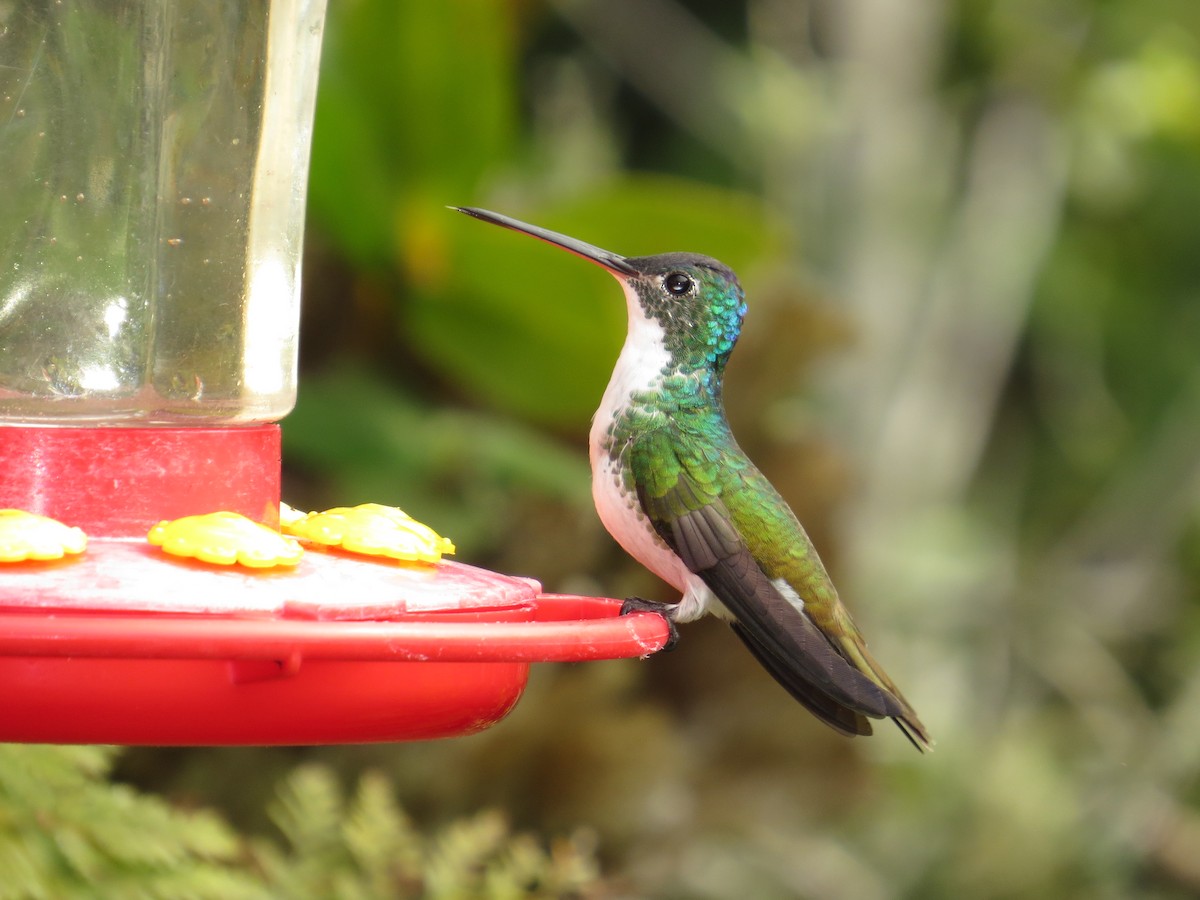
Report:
0,587,660,745
0,425,670,745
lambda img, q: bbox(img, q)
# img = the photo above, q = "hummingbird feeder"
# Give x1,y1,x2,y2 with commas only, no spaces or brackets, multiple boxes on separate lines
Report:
0,0,668,745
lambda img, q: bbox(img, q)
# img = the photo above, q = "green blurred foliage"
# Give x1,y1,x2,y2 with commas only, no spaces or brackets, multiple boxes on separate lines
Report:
307,0,518,267
37,0,1200,897
0,745,259,899
0,746,598,899
256,764,598,898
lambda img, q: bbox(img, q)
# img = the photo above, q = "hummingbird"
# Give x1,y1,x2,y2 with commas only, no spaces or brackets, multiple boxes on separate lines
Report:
455,207,931,750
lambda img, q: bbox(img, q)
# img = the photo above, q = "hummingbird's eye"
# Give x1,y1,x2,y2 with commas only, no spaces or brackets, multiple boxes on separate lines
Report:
664,272,693,296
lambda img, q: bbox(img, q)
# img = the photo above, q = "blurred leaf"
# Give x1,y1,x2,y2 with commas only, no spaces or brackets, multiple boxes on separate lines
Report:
309,0,518,266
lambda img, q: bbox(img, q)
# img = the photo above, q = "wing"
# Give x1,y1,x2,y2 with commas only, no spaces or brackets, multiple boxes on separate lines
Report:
628,421,930,747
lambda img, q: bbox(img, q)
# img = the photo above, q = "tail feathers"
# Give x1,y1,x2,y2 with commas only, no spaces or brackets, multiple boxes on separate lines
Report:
701,548,903,719
844,637,933,752
893,716,933,753
731,621,933,752
732,621,872,737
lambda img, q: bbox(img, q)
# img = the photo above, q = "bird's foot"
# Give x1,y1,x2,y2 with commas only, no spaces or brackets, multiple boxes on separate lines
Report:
620,596,679,652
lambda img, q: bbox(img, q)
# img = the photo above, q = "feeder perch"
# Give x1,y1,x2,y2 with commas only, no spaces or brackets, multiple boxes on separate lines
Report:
0,1,669,745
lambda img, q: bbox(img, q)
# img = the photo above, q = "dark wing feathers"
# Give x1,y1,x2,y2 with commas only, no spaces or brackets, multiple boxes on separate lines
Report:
693,524,903,719
631,429,920,737
731,620,873,737
670,502,741,571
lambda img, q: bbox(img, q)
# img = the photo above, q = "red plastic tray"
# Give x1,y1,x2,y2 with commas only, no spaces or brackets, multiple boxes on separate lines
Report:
0,425,670,744
0,593,666,745
0,538,669,745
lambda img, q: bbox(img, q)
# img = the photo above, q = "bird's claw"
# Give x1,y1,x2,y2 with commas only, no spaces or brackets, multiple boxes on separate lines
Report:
620,596,679,652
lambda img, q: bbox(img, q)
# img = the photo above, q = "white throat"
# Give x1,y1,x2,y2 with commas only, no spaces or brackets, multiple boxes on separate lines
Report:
589,278,671,450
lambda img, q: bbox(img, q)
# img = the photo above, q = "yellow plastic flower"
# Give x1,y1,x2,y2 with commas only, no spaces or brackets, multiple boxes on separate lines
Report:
148,511,303,569
0,509,87,562
283,503,455,563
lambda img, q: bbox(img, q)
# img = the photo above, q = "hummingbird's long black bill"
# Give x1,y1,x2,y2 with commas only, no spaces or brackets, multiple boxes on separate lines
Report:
452,206,638,276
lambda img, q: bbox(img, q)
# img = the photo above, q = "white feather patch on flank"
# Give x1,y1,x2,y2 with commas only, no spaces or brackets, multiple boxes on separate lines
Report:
771,577,806,613
676,576,730,622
